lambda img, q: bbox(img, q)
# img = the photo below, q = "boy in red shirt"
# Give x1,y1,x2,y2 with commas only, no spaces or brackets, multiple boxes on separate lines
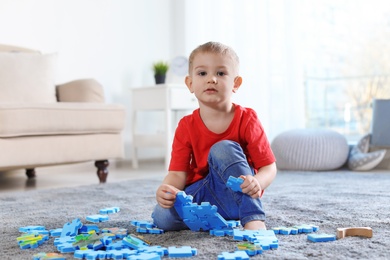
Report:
152,42,277,230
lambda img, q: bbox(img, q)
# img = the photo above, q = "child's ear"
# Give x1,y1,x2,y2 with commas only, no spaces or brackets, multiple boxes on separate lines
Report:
233,76,243,93
185,76,194,93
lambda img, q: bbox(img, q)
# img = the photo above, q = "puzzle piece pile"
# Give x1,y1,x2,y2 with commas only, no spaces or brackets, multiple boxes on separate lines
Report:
17,177,346,259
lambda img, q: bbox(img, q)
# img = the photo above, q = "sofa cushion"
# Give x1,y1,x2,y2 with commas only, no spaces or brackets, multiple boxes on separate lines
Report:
0,103,125,137
0,52,57,103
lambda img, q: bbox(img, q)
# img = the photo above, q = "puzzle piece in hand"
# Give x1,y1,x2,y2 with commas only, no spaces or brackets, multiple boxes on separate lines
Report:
217,251,250,260
99,207,120,214
226,176,244,192
307,233,336,242
61,218,82,237
168,246,197,257
33,252,65,260
174,191,194,219
86,214,109,223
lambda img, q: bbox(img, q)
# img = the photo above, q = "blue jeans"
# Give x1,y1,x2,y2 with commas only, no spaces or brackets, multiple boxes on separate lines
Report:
151,140,266,231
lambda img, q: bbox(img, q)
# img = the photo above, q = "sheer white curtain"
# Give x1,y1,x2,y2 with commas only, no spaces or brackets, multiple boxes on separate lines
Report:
174,0,305,139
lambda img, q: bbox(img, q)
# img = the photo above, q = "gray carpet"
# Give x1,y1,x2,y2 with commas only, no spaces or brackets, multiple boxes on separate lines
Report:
1,170,390,260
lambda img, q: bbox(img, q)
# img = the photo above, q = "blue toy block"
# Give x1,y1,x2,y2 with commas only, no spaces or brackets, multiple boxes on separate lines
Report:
49,228,63,237
168,246,197,258
86,214,109,223
99,207,120,214
173,191,194,219
293,224,319,233
61,218,82,237
217,251,250,260
226,176,244,192
33,252,66,260
307,233,336,242
128,252,161,260
19,225,46,233
227,220,241,228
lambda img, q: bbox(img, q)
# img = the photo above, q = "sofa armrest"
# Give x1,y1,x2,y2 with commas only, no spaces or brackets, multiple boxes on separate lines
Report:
56,79,105,103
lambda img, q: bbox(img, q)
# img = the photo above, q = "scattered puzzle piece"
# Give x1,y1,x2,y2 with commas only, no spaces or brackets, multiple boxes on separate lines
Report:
336,227,373,239
226,176,244,192
217,251,250,260
19,226,46,233
33,252,65,260
168,246,197,258
86,214,109,223
236,243,262,256
307,233,336,242
61,218,82,237
99,207,120,214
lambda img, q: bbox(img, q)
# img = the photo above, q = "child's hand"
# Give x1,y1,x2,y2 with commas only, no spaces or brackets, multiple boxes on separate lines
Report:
240,175,262,199
156,184,180,209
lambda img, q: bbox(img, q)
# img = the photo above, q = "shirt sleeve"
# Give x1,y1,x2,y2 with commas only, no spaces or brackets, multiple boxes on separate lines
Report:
244,109,276,169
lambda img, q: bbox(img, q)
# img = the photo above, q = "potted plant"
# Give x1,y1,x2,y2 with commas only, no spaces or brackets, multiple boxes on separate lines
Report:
153,61,169,84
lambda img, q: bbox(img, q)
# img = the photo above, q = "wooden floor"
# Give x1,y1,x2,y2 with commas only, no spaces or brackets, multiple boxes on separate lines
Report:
0,159,166,195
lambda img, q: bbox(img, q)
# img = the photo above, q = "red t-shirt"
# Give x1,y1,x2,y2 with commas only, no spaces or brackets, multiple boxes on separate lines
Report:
169,104,276,186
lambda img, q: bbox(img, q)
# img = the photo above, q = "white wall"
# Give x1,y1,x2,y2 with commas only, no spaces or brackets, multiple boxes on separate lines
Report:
0,0,306,160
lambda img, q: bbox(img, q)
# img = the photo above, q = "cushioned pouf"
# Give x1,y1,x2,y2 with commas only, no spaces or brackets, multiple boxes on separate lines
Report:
271,129,349,171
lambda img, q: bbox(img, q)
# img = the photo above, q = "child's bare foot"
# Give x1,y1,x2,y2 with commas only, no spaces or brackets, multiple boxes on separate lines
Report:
244,220,266,230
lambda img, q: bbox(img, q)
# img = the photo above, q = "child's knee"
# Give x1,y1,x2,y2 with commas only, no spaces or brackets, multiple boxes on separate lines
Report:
151,204,187,231
209,140,242,160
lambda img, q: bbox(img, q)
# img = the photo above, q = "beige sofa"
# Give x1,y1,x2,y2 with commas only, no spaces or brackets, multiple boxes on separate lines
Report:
0,44,125,183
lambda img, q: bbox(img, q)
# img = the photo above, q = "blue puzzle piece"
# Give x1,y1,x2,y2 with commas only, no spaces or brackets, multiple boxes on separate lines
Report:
19,226,46,233
168,246,197,257
140,245,168,256
106,248,137,259
61,218,82,237
99,207,120,214
74,249,107,259
131,220,156,229
307,233,336,242
174,192,228,231
50,228,63,237
79,224,100,234
226,176,244,192
86,214,109,223
128,252,161,260
122,234,149,250
102,227,128,238
217,251,250,260
236,243,262,256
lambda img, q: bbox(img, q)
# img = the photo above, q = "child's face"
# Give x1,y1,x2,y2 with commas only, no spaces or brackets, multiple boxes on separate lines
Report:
185,52,241,107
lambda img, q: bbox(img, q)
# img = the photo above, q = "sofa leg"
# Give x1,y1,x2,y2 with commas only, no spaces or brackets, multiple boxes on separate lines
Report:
26,168,36,179
95,160,109,183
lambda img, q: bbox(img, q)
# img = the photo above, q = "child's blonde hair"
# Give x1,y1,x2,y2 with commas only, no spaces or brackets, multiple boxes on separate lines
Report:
188,42,240,73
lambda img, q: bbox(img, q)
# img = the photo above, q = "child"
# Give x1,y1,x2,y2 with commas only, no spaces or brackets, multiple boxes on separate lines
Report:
152,41,276,231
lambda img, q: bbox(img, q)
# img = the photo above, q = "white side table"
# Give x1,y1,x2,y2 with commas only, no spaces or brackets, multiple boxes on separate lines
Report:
131,84,198,169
